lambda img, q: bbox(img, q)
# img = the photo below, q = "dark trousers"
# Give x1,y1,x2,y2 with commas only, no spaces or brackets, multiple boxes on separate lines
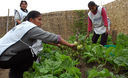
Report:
92,32,108,46
0,49,37,78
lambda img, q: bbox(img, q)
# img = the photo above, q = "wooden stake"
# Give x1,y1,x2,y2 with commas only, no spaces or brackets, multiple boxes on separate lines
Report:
6,9,9,32
112,30,117,45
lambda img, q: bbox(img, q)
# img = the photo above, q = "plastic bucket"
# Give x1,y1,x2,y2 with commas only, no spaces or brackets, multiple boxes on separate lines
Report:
104,45,116,48
104,45,116,56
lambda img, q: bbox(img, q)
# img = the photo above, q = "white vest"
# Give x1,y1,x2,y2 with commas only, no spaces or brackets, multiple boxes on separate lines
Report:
0,21,42,56
16,9,28,22
88,6,106,34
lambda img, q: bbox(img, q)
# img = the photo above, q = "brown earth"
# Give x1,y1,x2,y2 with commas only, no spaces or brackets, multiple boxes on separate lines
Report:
0,69,9,78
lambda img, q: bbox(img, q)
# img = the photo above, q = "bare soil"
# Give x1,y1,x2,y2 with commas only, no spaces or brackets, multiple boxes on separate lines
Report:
0,69,9,78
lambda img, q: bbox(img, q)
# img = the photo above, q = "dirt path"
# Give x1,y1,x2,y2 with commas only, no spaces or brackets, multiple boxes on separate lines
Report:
0,69,9,78
77,62,87,78
76,56,88,78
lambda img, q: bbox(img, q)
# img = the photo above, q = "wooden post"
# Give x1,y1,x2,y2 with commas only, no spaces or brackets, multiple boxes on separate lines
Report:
6,9,9,32
112,30,117,45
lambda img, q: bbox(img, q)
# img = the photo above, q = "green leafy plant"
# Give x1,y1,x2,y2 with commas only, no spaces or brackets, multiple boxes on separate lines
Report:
24,33,128,78
88,67,116,78
73,10,88,34
24,44,81,78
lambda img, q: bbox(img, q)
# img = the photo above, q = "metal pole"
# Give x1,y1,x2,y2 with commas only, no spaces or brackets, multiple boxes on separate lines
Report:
6,9,9,32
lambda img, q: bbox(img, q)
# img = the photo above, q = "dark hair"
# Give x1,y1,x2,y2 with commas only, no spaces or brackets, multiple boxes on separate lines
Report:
20,1,27,6
88,1,97,7
24,11,41,21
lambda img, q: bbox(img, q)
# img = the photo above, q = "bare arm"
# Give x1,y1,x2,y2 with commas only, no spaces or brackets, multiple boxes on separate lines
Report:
58,36,75,48
16,20,21,24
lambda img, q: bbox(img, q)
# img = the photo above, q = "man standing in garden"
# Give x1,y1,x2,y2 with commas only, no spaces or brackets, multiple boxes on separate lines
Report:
86,1,110,46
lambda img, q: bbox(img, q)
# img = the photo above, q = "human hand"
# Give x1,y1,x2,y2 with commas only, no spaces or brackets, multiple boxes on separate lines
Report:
106,28,110,35
69,44,77,50
85,33,90,40
56,44,61,47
